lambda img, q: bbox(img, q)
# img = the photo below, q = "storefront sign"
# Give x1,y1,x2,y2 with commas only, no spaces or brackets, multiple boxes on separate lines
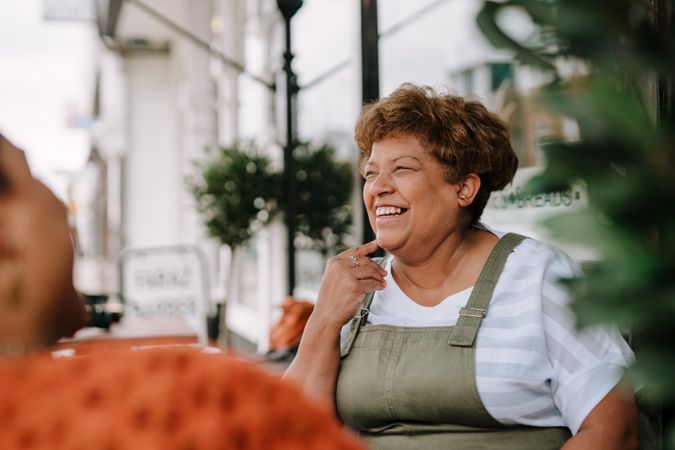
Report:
482,167,593,261
119,246,210,342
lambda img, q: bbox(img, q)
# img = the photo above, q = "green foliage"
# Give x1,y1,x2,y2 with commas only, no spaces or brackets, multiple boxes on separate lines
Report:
291,142,353,255
188,143,280,249
188,141,353,256
477,0,675,427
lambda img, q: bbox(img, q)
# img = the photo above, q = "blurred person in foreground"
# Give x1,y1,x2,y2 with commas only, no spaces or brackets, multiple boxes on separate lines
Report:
0,133,363,450
0,133,88,354
285,84,639,450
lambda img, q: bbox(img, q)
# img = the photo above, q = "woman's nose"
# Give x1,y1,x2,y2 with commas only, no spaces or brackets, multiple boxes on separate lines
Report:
368,171,395,196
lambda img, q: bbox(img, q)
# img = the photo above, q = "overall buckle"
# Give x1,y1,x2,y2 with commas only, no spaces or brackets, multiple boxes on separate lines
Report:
459,307,486,318
354,307,370,319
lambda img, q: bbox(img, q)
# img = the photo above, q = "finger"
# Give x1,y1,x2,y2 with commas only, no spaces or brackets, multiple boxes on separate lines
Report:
352,240,379,257
357,256,387,277
344,254,387,278
368,259,388,277
358,278,386,293
353,264,387,282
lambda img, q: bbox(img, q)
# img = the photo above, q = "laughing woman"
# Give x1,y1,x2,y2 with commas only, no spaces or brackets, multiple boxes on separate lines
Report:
284,84,638,450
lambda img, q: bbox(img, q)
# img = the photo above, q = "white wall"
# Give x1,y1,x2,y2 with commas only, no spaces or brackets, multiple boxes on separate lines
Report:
123,53,179,248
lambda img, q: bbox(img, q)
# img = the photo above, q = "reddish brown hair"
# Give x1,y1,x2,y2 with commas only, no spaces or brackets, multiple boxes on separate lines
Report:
354,83,518,223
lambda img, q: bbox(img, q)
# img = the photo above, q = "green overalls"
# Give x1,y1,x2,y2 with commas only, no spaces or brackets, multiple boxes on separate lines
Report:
336,234,572,450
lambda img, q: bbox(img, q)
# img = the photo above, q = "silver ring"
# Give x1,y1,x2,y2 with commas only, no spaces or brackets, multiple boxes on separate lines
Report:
348,255,359,268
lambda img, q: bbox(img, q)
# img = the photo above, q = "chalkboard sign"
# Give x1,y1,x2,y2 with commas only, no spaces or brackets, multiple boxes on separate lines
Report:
118,246,210,344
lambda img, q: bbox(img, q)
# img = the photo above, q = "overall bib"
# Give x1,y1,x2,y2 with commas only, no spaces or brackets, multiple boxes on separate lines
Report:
336,234,572,450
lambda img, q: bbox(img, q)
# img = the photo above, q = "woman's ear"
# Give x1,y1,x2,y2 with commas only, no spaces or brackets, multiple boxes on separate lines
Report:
457,173,481,205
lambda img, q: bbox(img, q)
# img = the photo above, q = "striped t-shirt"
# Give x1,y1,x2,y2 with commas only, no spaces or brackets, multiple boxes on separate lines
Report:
343,229,634,434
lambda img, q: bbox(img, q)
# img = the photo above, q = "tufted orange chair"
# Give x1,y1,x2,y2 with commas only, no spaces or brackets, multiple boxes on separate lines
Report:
0,348,363,450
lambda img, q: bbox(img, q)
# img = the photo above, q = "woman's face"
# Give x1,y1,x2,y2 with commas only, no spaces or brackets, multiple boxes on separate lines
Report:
0,138,87,352
362,135,464,260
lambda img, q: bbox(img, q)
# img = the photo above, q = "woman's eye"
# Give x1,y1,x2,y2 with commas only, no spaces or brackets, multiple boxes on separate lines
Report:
393,166,413,174
364,171,378,180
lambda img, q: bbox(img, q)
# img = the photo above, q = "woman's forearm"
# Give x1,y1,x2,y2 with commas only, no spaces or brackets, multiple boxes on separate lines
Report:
283,315,343,406
561,386,639,450
561,427,638,450
284,241,385,408
284,241,385,407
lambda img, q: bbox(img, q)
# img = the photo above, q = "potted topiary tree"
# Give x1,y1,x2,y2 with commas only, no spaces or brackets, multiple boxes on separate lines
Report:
291,142,353,259
188,142,281,343
189,140,354,349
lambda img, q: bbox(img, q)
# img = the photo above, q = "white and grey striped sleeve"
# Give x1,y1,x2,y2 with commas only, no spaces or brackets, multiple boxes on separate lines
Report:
541,246,635,434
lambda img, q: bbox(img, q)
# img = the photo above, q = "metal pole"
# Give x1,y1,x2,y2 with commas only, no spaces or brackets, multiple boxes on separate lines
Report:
302,0,451,92
277,0,302,295
361,0,380,108
361,0,380,247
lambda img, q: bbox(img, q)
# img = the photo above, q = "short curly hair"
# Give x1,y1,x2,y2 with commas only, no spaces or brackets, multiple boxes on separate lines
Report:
354,83,518,223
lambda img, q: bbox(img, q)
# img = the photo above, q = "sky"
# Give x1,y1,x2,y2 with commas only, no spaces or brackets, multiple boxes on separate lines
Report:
0,0,96,198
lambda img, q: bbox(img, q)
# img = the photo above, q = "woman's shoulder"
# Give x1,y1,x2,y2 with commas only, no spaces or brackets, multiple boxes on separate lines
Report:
512,234,569,260
488,228,582,281
478,223,564,257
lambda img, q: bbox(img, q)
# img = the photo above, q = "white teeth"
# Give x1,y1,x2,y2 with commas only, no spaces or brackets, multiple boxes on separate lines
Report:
376,207,403,217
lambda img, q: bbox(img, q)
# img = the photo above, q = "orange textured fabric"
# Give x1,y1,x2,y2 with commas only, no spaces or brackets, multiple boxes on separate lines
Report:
0,348,363,450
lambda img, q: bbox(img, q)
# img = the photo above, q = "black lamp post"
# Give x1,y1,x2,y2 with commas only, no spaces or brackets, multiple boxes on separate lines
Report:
277,0,303,296
360,0,380,247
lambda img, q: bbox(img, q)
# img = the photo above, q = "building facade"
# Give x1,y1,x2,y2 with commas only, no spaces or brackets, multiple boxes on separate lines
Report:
79,0,579,351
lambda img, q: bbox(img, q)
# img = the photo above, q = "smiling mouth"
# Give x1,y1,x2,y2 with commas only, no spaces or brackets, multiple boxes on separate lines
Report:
375,206,408,218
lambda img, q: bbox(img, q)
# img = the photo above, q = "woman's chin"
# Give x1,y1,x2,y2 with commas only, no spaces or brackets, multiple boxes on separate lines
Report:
374,235,400,254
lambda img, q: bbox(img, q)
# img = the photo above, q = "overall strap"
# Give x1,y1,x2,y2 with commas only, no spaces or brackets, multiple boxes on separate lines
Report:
448,233,526,347
340,256,389,358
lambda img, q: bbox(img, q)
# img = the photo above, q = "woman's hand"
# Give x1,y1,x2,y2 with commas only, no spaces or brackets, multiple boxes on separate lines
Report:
283,240,386,404
312,240,387,330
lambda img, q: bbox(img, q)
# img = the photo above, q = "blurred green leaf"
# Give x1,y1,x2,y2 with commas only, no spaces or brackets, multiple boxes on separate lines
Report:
477,0,675,441
476,1,557,72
